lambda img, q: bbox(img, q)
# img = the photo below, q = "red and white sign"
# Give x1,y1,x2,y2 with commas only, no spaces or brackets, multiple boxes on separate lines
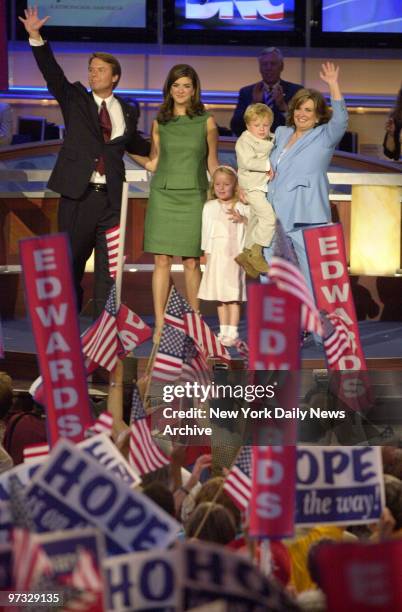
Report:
318,539,402,612
304,224,371,411
20,234,93,445
248,283,301,371
304,224,366,371
250,442,296,539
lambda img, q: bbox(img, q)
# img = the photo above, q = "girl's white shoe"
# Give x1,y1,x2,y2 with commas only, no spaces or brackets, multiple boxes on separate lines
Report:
221,335,237,347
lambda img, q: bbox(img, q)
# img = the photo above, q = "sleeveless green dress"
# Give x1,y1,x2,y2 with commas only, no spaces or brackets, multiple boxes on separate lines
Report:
144,112,210,257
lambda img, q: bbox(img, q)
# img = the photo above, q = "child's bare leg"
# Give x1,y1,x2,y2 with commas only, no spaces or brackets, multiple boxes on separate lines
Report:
217,302,229,326
182,256,201,312
228,302,241,328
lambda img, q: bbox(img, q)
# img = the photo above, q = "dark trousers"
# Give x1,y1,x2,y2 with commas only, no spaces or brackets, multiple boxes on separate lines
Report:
58,187,119,319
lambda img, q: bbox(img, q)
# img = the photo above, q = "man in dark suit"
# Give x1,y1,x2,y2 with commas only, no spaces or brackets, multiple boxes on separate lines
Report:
231,47,303,136
19,6,150,317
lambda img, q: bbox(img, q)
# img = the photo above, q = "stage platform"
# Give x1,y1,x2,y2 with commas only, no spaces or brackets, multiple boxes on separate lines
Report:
2,316,402,385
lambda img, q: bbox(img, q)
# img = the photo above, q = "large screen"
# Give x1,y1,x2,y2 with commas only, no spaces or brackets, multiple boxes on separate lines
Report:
322,0,402,34
34,0,146,28
15,0,157,42
164,0,305,44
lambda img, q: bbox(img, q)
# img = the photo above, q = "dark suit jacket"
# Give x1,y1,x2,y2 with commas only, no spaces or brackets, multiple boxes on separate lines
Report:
230,79,303,136
32,42,150,210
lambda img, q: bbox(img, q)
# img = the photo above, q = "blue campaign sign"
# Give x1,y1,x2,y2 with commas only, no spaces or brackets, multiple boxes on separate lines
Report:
0,461,42,501
103,542,284,611
78,434,141,488
296,446,384,526
28,439,179,553
104,550,178,611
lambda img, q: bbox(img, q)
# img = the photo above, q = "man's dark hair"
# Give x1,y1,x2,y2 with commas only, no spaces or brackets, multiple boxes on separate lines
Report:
88,53,122,89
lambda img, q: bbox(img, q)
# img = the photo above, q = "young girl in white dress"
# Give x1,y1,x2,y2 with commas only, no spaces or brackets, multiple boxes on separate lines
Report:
198,166,249,347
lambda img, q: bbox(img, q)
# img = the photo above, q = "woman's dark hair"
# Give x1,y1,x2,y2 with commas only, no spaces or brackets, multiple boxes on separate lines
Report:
0,372,13,420
142,482,175,517
287,88,332,129
157,64,205,124
390,86,402,124
307,538,337,587
185,502,236,545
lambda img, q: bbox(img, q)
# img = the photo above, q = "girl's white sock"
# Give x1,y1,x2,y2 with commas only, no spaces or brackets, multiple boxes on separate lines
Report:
220,325,229,337
226,325,239,339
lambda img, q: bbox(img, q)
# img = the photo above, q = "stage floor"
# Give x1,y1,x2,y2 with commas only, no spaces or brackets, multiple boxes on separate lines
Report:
2,316,402,362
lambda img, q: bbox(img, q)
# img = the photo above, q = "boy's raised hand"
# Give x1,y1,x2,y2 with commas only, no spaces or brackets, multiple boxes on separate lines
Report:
18,5,50,40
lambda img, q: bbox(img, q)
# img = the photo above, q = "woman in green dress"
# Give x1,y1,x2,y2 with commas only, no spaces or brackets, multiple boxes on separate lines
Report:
135,64,219,339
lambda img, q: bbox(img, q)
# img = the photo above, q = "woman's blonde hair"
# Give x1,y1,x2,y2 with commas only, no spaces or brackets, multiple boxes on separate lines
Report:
208,165,239,202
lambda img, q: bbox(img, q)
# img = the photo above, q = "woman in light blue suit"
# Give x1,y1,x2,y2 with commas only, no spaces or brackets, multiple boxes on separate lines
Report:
266,63,348,284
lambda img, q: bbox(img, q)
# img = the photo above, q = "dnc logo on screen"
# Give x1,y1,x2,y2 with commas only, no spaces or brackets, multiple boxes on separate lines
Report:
185,0,286,21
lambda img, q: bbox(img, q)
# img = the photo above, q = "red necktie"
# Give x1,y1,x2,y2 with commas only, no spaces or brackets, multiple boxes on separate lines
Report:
95,100,112,176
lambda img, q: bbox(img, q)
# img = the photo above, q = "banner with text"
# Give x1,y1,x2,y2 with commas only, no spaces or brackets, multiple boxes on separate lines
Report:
20,234,93,445
304,223,371,411
250,442,296,539
27,439,179,554
296,446,384,526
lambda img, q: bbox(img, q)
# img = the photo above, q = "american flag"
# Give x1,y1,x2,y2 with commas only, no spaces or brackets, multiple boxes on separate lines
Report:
164,286,187,332
165,287,230,362
182,334,210,387
9,475,54,590
105,225,120,279
81,284,120,371
81,285,152,373
152,324,186,382
23,443,50,463
129,385,170,475
223,446,252,511
60,548,104,612
322,311,356,367
268,221,323,337
152,324,210,386
84,411,114,438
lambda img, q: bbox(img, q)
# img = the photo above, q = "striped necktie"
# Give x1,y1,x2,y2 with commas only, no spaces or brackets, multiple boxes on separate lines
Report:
263,87,274,109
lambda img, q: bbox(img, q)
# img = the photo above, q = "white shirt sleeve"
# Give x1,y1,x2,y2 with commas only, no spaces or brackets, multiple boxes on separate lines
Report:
29,36,45,46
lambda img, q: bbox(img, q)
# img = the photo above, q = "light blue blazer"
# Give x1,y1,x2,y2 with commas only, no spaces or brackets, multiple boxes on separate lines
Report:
267,99,348,232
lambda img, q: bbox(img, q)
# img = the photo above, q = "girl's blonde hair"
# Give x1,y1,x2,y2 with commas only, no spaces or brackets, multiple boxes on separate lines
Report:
208,165,239,202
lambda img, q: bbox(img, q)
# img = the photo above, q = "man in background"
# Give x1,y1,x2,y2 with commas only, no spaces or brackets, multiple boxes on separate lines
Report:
231,47,303,136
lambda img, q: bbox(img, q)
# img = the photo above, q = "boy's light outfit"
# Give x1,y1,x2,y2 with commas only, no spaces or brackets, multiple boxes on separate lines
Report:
235,129,275,249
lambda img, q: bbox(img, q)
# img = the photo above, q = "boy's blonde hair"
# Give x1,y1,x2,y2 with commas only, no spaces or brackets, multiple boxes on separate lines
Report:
208,166,239,201
244,103,274,125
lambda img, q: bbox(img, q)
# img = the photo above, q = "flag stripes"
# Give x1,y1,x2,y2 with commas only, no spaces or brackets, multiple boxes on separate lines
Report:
23,443,50,463
223,467,252,511
269,256,323,336
129,419,170,475
323,313,354,366
223,446,252,511
105,225,120,279
12,527,53,590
